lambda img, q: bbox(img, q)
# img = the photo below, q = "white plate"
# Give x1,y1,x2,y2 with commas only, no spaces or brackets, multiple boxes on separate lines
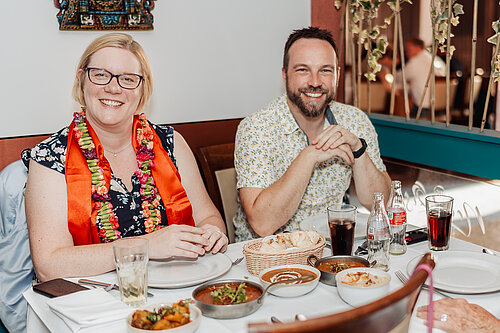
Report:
406,251,500,294
148,253,232,288
299,213,368,240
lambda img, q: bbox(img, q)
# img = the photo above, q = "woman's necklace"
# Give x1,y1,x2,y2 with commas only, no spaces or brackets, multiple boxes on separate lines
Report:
103,143,131,157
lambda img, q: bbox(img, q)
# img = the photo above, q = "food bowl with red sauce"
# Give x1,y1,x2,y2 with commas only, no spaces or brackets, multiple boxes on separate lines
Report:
192,279,264,319
258,264,320,297
335,267,391,307
307,255,370,286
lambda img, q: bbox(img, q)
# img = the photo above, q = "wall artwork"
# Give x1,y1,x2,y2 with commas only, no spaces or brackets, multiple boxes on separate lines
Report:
53,0,155,30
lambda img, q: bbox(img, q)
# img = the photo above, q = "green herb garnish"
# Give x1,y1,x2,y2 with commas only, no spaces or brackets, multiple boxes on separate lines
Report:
210,283,248,305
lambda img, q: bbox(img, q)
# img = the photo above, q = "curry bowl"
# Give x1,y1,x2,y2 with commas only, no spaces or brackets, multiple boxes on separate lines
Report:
307,255,370,286
192,279,264,319
335,267,391,307
259,264,320,297
127,302,201,333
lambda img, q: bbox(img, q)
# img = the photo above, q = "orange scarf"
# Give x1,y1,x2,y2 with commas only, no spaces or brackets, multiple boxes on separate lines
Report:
65,114,195,245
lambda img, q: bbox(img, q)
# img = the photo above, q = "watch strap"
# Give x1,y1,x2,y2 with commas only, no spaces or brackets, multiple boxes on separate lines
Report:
353,138,367,159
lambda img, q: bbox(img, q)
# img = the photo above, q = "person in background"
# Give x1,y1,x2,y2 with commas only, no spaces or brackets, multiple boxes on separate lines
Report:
404,37,446,117
417,298,500,333
24,33,228,281
233,27,391,241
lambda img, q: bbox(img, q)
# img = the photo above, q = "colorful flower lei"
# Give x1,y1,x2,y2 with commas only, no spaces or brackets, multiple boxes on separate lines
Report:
73,109,161,242
135,113,162,233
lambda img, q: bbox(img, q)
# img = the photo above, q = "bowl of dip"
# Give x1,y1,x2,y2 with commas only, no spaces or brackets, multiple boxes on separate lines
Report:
335,267,391,307
259,264,320,297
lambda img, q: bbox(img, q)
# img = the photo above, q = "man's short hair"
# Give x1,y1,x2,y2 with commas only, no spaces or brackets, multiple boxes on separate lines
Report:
283,27,338,72
407,37,425,50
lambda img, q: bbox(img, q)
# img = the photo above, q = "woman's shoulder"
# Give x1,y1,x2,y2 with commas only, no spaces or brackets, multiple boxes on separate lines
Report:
26,127,69,174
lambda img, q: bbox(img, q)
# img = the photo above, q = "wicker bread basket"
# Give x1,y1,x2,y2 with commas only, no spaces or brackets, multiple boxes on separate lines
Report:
243,234,326,275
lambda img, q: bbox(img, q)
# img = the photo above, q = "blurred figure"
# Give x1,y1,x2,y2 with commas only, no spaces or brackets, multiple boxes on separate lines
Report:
404,37,446,117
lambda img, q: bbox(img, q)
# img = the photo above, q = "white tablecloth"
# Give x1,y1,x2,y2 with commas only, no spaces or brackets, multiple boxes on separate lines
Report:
24,237,500,333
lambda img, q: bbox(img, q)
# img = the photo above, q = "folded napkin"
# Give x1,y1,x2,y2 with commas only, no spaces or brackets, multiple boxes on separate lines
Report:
47,288,133,332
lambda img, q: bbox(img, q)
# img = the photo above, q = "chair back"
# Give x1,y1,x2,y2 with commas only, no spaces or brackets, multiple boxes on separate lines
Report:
463,74,482,105
214,168,237,243
434,76,459,111
195,143,236,242
358,80,389,113
248,253,435,333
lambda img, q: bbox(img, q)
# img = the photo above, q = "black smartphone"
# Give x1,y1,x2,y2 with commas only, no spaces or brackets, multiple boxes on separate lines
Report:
33,278,89,298
406,229,428,245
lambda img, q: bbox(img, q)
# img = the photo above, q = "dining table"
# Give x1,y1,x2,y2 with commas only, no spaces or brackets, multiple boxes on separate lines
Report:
23,233,500,333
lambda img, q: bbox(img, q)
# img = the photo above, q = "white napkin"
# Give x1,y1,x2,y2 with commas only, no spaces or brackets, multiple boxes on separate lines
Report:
47,288,133,332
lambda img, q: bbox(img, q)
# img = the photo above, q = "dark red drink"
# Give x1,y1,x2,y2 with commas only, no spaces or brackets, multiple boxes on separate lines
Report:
328,219,356,255
427,209,452,250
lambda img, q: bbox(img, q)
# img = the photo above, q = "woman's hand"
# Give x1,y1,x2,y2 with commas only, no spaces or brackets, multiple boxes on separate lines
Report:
417,298,500,333
199,224,228,254
146,224,209,260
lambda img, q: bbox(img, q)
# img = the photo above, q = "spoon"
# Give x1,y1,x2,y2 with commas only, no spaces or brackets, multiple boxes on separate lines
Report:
295,314,307,321
257,276,315,304
483,248,498,256
369,260,377,268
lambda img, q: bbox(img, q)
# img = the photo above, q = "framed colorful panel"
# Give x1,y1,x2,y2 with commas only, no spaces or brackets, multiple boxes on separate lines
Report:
53,0,155,30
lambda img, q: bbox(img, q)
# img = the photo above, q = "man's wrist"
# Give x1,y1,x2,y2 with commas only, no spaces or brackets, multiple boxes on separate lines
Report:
352,138,367,159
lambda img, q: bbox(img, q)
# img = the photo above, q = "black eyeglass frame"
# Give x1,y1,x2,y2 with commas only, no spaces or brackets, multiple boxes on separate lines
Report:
84,67,144,90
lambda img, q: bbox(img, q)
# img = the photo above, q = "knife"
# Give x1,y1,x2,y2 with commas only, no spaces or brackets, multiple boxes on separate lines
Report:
78,279,154,297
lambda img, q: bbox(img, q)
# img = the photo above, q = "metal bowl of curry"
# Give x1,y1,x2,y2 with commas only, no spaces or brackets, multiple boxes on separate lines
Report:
192,279,264,319
307,255,370,286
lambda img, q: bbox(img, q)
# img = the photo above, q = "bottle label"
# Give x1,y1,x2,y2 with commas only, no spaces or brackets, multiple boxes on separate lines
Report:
367,227,390,240
389,211,406,225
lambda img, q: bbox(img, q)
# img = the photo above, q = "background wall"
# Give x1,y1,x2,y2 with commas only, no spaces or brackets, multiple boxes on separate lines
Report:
0,1,310,138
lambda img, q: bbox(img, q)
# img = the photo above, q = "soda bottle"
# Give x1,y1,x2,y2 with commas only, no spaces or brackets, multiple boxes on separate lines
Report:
366,192,391,271
387,180,407,255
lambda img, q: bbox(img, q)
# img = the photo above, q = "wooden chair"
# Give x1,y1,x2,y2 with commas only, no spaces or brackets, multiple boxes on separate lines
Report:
358,79,389,113
434,76,459,112
248,253,435,333
195,143,236,243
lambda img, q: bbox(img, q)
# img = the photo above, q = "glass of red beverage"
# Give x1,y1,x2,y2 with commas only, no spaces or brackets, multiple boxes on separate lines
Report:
425,195,453,251
327,204,356,256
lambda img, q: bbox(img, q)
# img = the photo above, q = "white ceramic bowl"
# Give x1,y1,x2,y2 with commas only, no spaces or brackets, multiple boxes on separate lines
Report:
127,303,201,333
259,264,320,297
335,267,391,307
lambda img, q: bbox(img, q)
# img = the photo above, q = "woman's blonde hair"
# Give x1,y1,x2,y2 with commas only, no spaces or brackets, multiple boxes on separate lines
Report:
72,33,153,112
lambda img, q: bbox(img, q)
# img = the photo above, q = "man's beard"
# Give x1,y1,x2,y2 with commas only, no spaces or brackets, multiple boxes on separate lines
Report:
286,84,334,118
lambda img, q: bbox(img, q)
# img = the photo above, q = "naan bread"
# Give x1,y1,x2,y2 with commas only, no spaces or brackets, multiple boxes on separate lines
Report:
258,231,320,253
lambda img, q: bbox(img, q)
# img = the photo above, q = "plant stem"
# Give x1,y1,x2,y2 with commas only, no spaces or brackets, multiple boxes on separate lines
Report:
469,0,478,130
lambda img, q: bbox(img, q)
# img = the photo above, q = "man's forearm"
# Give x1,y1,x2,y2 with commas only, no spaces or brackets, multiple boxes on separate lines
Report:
241,149,317,236
352,153,391,209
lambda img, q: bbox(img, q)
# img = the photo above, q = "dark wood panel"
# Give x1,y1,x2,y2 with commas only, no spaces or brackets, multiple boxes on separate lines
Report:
0,119,242,172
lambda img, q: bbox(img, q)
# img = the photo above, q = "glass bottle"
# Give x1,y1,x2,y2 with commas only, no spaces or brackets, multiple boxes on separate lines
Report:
387,180,408,255
366,192,391,271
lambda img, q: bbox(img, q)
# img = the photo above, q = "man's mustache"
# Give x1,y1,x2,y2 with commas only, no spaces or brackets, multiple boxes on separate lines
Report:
299,87,328,94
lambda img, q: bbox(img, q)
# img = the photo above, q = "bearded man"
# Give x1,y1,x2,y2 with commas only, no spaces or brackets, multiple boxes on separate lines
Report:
233,27,391,241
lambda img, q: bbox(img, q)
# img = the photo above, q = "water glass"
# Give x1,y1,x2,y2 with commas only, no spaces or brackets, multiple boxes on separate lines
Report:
112,237,149,307
425,195,453,251
327,204,357,255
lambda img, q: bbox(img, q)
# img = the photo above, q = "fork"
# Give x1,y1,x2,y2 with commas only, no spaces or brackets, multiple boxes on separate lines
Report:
394,270,451,298
232,257,244,266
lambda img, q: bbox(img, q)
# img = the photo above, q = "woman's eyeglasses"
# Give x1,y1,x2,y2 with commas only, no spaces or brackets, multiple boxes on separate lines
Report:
85,67,143,90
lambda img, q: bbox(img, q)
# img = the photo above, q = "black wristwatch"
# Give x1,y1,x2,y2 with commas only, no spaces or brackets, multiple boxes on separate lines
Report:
353,138,367,159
